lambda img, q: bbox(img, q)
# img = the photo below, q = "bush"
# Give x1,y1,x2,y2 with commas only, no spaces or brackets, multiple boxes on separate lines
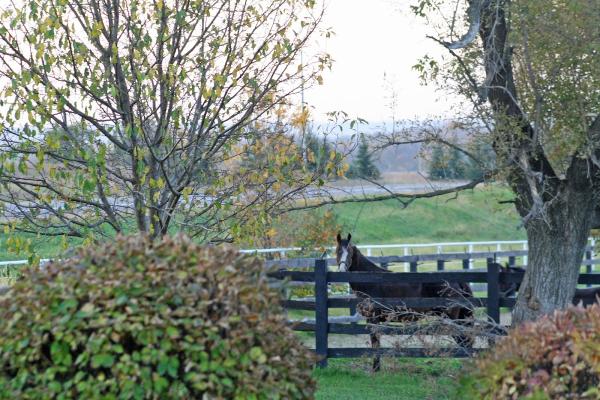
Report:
0,235,315,399
460,305,600,399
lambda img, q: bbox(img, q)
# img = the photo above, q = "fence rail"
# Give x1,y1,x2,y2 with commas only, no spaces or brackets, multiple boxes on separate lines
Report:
1,238,597,269
270,252,600,367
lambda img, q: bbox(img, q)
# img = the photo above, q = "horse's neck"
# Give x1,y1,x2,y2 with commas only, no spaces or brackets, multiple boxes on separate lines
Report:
351,248,387,272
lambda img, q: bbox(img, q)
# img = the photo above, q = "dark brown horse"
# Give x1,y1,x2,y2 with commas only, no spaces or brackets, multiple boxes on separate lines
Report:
335,233,474,371
498,263,600,305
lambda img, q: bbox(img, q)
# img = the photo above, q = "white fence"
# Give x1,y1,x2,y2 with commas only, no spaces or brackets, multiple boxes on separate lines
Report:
246,238,598,265
2,238,597,270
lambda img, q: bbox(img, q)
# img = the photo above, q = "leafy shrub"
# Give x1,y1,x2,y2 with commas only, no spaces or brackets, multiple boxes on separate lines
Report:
0,235,315,399
460,304,600,399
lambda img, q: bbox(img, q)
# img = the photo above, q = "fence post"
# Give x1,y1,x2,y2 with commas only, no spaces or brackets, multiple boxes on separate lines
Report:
410,261,418,272
585,249,592,287
523,242,528,266
404,247,409,272
468,244,474,269
508,256,516,267
315,259,329,368
462,258,469,270
591,238,596,272
437,259,445,271
487,257,500,324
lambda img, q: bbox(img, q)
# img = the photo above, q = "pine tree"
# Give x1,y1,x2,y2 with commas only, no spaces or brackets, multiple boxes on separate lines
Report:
348,134,380,179
447,148,465,179
428,144,447,179
305,132,327,173
463,140,495,180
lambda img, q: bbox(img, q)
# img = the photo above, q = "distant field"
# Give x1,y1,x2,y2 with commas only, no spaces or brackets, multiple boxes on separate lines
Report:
0,184,524,262
312,184,525,245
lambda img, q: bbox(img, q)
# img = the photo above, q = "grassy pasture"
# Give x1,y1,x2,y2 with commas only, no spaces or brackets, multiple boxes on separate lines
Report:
328,185,524,245
313,358,462,399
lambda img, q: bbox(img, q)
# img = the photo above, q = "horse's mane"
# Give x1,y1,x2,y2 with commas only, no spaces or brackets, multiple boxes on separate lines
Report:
352,246,389,272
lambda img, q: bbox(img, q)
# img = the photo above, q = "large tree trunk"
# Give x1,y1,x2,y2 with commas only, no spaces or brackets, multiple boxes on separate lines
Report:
512,187,595,323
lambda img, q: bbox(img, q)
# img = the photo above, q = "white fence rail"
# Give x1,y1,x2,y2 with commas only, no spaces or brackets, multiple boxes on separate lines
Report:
237,240,534,257
1,238,597,269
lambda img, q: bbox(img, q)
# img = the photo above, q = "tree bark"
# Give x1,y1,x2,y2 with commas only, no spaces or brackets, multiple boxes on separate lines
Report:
512,186,595,323
472,0,600,323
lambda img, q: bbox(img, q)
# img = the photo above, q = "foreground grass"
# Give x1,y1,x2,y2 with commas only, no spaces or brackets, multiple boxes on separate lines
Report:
313,358,463,400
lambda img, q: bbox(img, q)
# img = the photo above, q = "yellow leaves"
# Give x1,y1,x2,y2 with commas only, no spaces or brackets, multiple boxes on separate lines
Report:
149,177,165,189
35,43,45,60
291,108,309,128
90,21,104,39
275,105,288,120
182,186,192,203
74,54,85,66
35,147,44,173
111,43,118,62
61,235,69,251
214,74,226,86
338,162,350,177
266,228,277,238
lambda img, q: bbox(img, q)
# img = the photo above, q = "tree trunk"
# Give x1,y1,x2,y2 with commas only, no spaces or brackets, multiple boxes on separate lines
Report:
512,188,595,323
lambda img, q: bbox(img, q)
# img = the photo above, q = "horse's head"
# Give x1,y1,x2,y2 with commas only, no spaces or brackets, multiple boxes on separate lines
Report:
336,233,355,272
498,263,525,297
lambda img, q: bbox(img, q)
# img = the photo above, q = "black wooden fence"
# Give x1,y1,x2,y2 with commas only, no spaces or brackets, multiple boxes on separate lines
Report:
267,250,600,367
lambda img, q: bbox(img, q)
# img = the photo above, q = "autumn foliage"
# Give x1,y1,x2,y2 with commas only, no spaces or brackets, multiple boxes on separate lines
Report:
460,305,600,399
0,235,315,399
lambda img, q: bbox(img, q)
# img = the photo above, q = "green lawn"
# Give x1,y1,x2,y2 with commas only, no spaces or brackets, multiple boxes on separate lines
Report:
323,184,524,245
313,358,463,399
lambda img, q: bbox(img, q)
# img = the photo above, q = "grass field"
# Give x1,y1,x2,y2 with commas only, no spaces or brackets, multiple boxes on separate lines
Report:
0,185,524,261
313,358,463,399
326,184,524,245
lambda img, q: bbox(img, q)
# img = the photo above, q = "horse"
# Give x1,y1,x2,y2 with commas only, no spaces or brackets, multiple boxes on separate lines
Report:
335,233,474,371
497,263,600,306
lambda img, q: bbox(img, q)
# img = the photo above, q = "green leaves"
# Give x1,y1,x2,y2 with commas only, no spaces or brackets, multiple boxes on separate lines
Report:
91,353,115,369
157,355,179,378
249,346,267,364
0,235,316,398
50,341,73,367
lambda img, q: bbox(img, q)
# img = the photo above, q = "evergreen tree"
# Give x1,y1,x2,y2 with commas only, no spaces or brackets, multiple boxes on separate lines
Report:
428,144,447,179
447,148,465,179
429,142,491,180
463,140,495,180
348,134,380,179
305,131,326,173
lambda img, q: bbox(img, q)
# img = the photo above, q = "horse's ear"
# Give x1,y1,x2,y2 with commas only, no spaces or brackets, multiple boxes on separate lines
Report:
336,233,342,243
347,233,352,242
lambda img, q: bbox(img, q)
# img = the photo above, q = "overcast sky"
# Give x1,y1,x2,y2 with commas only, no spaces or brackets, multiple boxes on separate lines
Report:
305,0,458,125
